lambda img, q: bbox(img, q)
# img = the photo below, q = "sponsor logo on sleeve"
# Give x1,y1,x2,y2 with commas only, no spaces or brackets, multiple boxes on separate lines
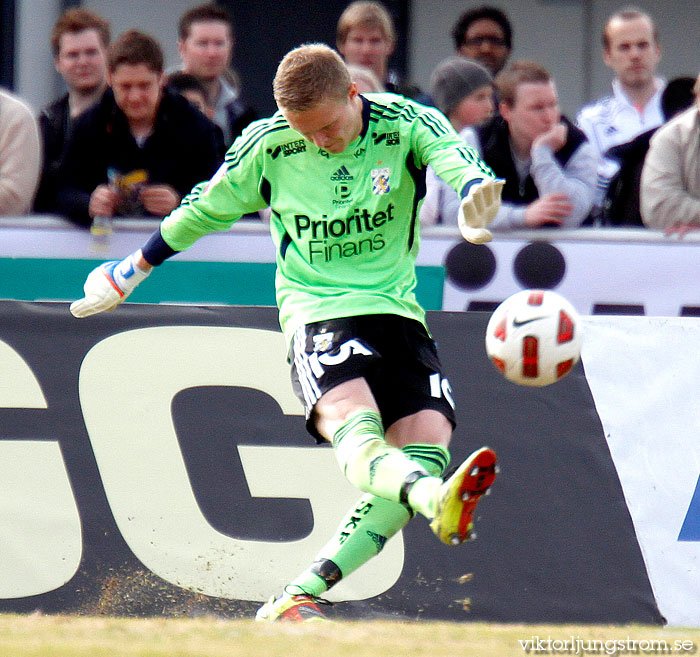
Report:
266,140,307,160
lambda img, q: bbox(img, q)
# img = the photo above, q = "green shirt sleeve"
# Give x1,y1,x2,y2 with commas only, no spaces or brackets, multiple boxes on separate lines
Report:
407,101,496,196
159,116,282,252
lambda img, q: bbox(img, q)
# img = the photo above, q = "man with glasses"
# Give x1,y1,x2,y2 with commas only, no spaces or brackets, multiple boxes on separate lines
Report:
452,6,513,76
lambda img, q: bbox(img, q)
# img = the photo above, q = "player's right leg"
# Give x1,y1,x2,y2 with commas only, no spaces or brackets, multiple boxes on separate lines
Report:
428,446,498,544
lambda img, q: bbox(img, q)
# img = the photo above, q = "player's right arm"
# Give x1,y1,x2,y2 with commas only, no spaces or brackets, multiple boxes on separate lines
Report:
69,250,152,318
70,116,277,318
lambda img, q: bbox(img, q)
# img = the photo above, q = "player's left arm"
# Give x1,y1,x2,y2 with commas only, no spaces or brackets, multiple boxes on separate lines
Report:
410,103,503,243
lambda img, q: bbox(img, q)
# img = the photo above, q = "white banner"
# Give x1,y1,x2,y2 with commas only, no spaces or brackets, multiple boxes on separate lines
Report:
4,219,700,318
581,316,700,627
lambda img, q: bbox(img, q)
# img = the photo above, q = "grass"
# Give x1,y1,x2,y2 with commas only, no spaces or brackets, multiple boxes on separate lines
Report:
0,614,699,657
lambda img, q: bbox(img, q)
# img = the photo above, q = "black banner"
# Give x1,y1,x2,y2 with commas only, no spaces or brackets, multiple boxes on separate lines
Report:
0,301,662,623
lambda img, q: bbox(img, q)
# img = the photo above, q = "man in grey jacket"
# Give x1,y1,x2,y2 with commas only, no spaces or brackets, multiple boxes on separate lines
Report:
0,88,41,215
462,60,597,230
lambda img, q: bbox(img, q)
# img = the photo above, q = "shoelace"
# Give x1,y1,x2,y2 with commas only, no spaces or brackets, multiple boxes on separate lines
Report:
283,584,333,608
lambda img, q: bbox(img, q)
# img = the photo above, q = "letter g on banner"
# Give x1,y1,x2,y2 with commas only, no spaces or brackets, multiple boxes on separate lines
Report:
0,340,81,598
78,326,404,602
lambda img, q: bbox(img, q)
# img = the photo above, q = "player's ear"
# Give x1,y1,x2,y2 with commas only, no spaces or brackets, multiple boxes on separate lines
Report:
348,81,359,100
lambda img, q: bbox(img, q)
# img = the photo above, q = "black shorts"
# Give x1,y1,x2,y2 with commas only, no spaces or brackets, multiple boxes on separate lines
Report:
290,314,456,442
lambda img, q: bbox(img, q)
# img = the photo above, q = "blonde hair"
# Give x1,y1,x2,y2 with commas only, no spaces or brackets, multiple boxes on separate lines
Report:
336,1,395,48
347,64,384,93
273,43,352,112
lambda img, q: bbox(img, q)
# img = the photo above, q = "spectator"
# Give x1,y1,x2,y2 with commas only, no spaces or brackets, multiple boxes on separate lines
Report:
640,74,700,236
165,71,212,117
0,88,41,215
421,56,494,225
346,64,385,93
34,8,110,213
462,60,596,230
177,3,256,146
576,8,664,214
451,6,512,76
337,1,426,101
56,30,224,227
603,76,697,226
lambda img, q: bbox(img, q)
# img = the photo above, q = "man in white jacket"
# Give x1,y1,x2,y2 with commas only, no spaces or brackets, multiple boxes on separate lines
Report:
640,75,700,236
576,9,664,213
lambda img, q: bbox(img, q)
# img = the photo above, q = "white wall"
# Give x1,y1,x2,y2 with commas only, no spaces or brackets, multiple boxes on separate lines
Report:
14,0,63,113
84,0,193,71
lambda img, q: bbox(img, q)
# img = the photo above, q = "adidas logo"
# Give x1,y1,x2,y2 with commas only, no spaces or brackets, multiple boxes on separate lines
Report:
330,166,353,182
366,530,387,553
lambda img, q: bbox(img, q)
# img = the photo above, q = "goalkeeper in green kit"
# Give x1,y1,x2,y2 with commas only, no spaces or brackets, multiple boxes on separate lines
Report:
71,43,504,621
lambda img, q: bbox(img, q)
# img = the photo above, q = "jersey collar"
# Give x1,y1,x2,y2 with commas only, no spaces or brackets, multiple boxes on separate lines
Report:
358,94,371,142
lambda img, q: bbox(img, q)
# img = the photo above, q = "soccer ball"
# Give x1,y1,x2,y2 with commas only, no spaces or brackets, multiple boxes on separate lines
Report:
485,289,582,387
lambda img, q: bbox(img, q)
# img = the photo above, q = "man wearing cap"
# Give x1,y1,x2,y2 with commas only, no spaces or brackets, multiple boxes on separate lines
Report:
421,56,494,225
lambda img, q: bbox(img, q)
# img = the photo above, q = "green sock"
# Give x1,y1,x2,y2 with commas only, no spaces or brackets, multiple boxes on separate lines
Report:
332,410,442,504
286,444,451,599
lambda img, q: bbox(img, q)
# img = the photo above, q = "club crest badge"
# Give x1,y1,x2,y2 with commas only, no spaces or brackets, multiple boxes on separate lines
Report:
371,167,391,195
312,331,335,353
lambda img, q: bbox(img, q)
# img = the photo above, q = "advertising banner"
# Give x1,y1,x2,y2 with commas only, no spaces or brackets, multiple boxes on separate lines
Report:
0,301,662,623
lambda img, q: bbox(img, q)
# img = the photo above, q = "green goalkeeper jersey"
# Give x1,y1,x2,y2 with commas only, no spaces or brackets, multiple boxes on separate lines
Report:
159,93,495,345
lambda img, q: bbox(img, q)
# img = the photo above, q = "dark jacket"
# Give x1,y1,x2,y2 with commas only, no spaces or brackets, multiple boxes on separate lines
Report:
34,94,72,213
223,95,257,146
601,129,655,227
56,87,225,226
476,115,588,205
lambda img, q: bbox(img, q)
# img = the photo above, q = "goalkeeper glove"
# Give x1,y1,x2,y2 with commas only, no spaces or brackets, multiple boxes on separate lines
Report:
70,251,151,318
459,178,505,244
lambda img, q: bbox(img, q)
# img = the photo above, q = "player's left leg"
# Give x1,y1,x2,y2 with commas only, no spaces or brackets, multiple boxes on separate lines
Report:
385,410,498,546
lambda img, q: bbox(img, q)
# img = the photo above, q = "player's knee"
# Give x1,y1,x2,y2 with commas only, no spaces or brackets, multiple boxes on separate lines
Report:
340,438,391,490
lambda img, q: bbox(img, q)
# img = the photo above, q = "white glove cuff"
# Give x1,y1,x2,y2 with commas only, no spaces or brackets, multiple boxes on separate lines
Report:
112,252,151,294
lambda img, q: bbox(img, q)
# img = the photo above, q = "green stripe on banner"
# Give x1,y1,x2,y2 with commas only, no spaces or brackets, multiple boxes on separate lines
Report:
0,259,444,310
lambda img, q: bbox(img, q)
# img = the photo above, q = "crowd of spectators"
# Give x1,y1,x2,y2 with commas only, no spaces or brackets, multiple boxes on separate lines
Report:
0,1,697,238
54,29,224,226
